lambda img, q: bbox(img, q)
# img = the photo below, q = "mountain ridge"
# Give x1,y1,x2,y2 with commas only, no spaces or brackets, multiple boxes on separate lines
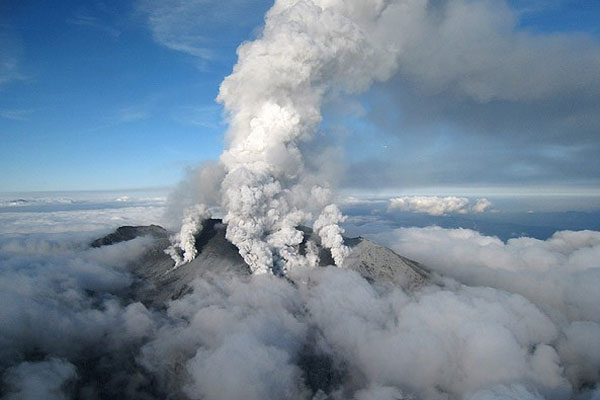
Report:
93,219,430,307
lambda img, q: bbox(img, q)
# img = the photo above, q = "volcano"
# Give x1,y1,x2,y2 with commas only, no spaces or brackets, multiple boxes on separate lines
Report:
92,219,430,307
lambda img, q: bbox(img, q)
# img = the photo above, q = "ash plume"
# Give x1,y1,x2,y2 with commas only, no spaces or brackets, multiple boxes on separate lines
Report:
165,204,211,267
169,0,401,273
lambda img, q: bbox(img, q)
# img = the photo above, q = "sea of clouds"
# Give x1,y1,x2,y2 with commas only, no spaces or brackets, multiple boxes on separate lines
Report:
1,193,599,399
2,0,600,394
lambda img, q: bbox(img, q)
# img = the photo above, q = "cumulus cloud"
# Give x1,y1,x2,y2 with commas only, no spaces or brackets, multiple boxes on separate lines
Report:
370,226,600,394
472,198,493,213
388,196,492,215
375,227,600,322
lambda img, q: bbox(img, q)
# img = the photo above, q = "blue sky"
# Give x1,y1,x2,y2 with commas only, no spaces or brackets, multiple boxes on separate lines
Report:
1,0,599,194
0,0,270,191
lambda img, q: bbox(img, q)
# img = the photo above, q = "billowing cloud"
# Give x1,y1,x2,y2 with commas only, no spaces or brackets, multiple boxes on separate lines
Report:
0,230,161,399
2,203,600,399
162,162,226,229
5,0,600,397
139,263,592,400
388,196,492,215
156,0,599,272
380,0,600,103
471,197,493,213
373,226,600,323
175,0,412,273
165,203,212,266
372,226,600,395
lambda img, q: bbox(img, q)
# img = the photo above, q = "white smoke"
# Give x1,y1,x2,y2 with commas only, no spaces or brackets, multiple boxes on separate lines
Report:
215,0,394,273
167,0,407,272
165,204,211,267
313,204,350,266
162,161,225,230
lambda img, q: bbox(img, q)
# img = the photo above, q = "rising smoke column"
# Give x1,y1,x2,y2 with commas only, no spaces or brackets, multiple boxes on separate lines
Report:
213,0,399,274
166,204,211,267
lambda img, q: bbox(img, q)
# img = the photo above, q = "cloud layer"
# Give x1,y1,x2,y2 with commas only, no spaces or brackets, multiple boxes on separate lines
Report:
0,230,160,398
0,191,167,234
375,227,600,324
2,201,600,399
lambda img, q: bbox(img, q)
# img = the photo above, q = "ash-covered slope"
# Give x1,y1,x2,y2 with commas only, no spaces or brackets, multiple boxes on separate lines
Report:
95,219,429,306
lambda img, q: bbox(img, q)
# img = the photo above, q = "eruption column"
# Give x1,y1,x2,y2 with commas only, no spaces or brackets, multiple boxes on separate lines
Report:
171,0,399,273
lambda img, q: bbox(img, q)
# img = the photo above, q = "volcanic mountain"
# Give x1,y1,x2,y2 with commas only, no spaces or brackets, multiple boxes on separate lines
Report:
92,219,430,307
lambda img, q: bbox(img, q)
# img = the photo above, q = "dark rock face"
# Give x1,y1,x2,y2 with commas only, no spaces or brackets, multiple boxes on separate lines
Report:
343,239,430,291
93,219,429,307
130,220,251,307
91,225,168,248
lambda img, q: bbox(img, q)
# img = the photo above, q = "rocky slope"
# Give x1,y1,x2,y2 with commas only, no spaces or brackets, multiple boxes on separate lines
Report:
93,219,430,306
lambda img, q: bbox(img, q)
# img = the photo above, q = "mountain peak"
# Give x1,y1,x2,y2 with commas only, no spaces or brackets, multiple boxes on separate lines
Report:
93,219,430,306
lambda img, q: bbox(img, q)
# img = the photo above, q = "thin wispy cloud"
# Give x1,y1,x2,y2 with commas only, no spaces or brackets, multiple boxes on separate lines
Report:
171,105,223,129
0,108,33,121
113,95,165,124
137,0,218,61
116,106,149,123
67,12,122,38
0,56,25,87
0,31,27,88
137,0,270,64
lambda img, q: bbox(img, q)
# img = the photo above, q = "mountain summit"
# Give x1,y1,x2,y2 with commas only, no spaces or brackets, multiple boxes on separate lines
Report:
93,219,430,306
